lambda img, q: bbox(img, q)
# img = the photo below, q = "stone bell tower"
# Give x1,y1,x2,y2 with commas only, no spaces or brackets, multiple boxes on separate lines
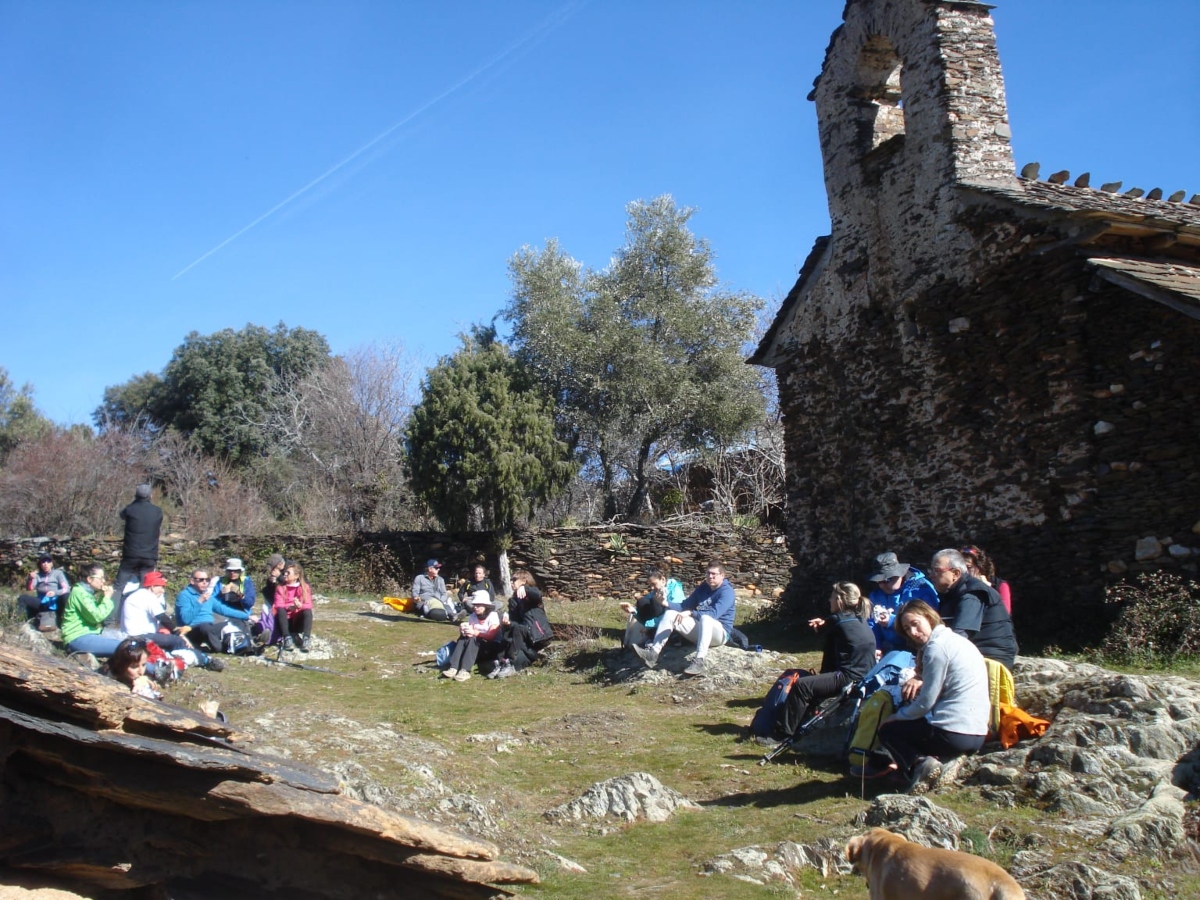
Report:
811,0,1017,254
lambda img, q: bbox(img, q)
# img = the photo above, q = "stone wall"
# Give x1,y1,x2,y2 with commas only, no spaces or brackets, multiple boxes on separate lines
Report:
0,524,793,601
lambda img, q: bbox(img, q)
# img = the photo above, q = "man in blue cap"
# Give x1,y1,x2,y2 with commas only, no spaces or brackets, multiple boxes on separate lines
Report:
412,559,457,621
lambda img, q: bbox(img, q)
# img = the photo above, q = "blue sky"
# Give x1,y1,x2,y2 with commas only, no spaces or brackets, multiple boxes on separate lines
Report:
3,0,1197,426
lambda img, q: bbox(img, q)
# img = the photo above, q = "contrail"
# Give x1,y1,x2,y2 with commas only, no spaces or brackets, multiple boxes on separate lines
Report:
173,0,589,280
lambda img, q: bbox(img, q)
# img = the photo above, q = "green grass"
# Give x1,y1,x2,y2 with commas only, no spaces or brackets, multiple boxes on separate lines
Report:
4,589,1196,899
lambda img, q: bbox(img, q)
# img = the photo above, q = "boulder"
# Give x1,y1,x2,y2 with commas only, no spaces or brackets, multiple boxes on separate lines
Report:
544,772,700,823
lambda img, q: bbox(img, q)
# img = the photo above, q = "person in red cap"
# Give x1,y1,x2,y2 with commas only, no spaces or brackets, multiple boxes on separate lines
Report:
121,571,224,672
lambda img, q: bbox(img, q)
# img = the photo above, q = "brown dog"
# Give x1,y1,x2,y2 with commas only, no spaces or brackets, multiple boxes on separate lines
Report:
846,827,1026,900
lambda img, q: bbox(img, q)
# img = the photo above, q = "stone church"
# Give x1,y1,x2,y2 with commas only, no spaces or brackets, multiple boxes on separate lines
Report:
751,0,1200,642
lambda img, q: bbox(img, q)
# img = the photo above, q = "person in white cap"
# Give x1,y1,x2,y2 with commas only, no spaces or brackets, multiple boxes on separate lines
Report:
442,591,502,682
212,557,256,613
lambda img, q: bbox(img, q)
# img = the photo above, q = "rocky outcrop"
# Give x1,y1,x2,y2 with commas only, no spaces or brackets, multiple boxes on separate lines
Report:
0,643,537,898
543,772,699,824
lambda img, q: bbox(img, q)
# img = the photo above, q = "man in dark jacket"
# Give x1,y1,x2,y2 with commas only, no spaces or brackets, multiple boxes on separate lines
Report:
928,548,1018,670
111,484,164,623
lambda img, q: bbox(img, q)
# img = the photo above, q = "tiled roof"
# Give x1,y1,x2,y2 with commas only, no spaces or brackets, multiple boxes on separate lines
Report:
966,178,1200,232
1086,256,1200,320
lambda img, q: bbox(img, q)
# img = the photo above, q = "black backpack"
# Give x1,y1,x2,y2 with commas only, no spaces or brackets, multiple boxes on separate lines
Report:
749,669,805,738
521,606,554,646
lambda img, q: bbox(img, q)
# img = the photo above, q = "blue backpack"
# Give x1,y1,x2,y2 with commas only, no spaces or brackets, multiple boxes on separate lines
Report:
749,669,806,738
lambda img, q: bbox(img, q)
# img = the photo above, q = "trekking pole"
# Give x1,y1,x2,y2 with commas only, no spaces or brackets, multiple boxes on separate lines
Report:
758,680,859,766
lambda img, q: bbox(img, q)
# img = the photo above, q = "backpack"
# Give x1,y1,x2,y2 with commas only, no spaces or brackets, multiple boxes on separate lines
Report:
521,607,554,646
436,639,456,670
222,628,253,656
846,688,897,768
749,669,806,738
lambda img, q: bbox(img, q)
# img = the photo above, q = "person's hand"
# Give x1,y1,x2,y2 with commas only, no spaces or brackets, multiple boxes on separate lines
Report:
460,622,471,637
101,585,114,600
901,678,923,701
807,616,825,631
515,585,526,600
680,610,693,619
875,649,882,662
177,625,192,636
619,602,634,614
502,612,511,626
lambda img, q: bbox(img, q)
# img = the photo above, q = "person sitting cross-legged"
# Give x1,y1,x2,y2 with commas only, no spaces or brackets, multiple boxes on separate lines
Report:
175,568,250,654
122,571,224,672
633,561,736,677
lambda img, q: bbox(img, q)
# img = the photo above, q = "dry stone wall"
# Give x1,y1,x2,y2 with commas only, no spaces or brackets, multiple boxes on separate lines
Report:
0,524,793,601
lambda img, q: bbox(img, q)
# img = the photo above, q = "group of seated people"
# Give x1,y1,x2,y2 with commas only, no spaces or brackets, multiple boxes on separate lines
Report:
19,552,319,695
437,568,554,681
763,545,1018,792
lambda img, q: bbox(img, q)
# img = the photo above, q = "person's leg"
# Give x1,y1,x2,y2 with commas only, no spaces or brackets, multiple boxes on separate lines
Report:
778,671,845,737
67,633,124,657
447,638,469,669
693,617,727,659
424,607,450,622
18,594,42,619
878,716,933,776
647,608,684,650
275,608,295,649
925,728,986,762
458,637,481,674
189,622,225,652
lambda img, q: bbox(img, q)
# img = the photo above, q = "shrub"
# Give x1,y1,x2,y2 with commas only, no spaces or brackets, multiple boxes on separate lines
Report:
1100,571,1200,665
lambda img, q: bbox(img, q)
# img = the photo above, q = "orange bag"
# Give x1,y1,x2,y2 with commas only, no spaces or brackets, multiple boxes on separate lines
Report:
997,703,1050,749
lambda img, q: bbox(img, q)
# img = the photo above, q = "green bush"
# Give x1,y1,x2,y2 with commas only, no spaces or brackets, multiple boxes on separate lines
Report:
1100,571,1200,665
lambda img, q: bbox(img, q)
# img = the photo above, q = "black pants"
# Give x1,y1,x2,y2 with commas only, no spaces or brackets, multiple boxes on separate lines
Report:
877,716,985,775
423,607,450,622
276,608,312,639
777,670,848,737
503,625,540,670
185,622,227,653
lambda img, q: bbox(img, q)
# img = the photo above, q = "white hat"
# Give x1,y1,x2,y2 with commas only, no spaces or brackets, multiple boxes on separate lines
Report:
225,557,245,571
469,590,494,609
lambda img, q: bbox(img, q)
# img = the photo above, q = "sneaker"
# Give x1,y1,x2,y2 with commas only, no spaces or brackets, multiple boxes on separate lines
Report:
753,734,782,750
281,636,295,652
907,756,943,794
495,663,517,678
632,644,660,669
683,658,707,677
849,761,898,780
204,656,226,673
153,662,175,686
297,635,310,653
486,660,508,679
454,670,472,682
442,668,458,679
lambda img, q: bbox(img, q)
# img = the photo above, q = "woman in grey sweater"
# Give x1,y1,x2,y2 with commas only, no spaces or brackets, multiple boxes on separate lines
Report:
877,600,989,792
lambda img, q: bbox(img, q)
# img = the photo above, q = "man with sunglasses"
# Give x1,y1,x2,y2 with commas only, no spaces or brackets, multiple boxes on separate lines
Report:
123,571,225,671
174,568,250,654
927,548,1018,671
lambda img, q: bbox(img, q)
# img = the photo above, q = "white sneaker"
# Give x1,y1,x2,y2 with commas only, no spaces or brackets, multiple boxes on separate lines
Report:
442,668,458,679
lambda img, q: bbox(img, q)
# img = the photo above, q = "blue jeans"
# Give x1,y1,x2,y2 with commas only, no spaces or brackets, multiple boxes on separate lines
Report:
66,633,124,657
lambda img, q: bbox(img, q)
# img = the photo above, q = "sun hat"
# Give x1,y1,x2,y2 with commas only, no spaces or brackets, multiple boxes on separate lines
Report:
868,552,910,583
469,590,494,609
224,558,244,571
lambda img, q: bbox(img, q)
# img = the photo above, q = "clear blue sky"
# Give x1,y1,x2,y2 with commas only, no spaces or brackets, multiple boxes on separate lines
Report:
3,0,1197,426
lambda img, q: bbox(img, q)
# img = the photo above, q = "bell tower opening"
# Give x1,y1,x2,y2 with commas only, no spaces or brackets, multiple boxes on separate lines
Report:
855,35,905,155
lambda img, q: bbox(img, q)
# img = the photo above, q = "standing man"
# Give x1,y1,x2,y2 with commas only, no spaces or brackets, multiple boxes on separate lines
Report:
633,561,737,677
927,548,1018,671
112,483,163,621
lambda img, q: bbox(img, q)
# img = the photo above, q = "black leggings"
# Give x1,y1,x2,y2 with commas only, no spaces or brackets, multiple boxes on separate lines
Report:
877,716,985,775
777,670,847,737
276,608,312,639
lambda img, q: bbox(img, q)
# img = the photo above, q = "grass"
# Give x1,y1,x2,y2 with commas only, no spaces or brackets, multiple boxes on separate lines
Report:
3,589,1198,899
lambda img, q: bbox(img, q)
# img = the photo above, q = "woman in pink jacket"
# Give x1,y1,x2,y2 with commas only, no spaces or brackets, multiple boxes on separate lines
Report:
273,562,314,652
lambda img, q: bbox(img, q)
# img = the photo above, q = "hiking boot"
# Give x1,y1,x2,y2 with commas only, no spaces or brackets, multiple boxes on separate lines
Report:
753,734,782,750
297,635,310,653
495,663,517,678
442,668,458,679
204,656,226,673
152,662,175,686
682,658,707,677
907,756,943,794
632,644,660,669
282,636,295,652
849,761,898,780
454,670,472,682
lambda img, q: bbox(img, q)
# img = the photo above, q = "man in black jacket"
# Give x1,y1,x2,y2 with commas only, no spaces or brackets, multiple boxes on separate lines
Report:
111,483,164,623
928,548,1018,670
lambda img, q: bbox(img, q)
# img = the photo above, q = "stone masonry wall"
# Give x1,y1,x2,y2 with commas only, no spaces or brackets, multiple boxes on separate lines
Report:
0,524,793,603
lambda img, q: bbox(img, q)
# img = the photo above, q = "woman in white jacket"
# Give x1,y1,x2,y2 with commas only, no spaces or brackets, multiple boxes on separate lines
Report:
877,599,989,792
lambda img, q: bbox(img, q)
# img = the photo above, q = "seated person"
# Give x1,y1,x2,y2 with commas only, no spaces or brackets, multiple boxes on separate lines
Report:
18,553,70,631
442,591,501,682
867,552,939,654
175,568,251,653
762,582,877,746
122,571,224,671
458,563,496,611
273,562,314,652
413,558,456,621
61,564,123,658
876,600,990,791
491,570,554,678
633,561,736,677
620,567,684,649
212,558,256,613
928,549,1018,671
959,544,1012,615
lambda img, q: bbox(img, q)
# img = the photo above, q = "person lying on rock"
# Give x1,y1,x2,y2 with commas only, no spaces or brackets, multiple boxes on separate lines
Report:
620,567,684,649
927,548,1017,671
875,600,990,791
866,552,939,656
107,637,164,701
633,560,736,677
489,570,554,678
762,581,878,746
443,591,502,682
